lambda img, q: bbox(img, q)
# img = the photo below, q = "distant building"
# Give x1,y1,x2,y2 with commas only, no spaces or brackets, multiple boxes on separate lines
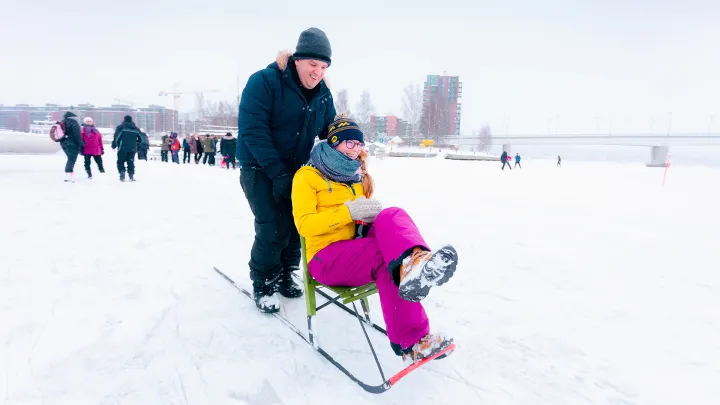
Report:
369,114,409,141
421,74,462,139
0,103,178,134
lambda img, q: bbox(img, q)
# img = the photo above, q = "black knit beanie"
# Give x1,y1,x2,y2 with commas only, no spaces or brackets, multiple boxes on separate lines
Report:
294,27,332,66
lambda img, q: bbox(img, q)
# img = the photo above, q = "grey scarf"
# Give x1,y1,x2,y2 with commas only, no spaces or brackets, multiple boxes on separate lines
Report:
309,142,361,183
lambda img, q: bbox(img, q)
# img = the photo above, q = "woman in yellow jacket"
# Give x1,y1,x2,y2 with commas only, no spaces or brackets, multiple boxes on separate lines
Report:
292,117,459,363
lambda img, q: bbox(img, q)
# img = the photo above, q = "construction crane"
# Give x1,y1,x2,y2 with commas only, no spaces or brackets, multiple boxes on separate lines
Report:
113,98,136,107
158,86,219,120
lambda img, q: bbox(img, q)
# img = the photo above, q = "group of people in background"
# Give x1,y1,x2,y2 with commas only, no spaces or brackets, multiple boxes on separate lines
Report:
159,132,238,169
500,150,522,170
57,111,239,183
57,113,148,182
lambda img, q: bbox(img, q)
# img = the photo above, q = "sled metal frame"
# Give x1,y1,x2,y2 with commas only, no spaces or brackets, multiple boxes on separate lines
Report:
300,237,385,331
300,236,389,382
213,265,454,394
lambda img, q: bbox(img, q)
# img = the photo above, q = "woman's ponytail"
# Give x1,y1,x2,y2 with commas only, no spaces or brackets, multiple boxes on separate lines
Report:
358,150,374,198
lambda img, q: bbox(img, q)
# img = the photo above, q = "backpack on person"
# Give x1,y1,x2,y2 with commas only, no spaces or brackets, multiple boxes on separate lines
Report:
49,121,67,142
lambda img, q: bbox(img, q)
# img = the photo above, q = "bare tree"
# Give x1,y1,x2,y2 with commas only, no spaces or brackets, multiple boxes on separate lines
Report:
196,93,206,121
204,100,238,127
478,124,492,152
355,90,375,140
402,84,423,140
334,89,351,117
420,99,447,142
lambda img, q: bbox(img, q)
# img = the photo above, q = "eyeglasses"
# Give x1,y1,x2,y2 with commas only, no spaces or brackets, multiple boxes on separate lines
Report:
345,140,365,149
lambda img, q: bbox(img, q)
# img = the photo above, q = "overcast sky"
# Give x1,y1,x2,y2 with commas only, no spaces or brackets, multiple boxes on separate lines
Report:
1,0,719,134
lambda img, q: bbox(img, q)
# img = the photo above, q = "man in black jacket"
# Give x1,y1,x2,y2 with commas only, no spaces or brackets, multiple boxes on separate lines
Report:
111,115,143,182
59,111,83,182
219,132,237,169
237,28,336,313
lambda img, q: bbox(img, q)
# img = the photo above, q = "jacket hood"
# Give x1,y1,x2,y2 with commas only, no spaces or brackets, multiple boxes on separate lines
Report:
119,121,139,130
63,111,77,119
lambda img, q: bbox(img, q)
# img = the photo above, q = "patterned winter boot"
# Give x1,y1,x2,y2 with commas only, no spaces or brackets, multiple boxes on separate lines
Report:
276,266,303,298
253,280,280,314
398,246,458,302
402,333,455,364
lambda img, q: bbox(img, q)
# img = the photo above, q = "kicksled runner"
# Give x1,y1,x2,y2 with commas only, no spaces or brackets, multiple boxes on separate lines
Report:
213,239,455,394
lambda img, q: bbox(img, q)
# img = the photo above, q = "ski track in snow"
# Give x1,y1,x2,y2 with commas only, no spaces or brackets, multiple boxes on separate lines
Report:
1,154,719,405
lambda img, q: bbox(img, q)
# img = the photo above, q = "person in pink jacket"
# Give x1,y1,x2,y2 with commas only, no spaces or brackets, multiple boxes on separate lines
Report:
81,117,105,178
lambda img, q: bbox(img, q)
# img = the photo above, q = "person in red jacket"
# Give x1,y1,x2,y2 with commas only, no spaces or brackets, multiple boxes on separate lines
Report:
81,117,105,178
169,132,181,164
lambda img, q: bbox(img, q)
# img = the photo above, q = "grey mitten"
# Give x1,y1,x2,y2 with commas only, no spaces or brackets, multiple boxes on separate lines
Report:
344,197,382,223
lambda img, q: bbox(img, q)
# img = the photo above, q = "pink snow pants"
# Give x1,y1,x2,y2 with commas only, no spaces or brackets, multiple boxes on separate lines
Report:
308,207,430,349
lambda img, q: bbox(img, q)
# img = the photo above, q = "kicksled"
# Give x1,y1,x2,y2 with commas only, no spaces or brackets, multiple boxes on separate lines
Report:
213,240,455,394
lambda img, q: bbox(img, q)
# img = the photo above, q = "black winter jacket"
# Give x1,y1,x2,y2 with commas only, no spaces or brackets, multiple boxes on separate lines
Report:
112,121,143,153
236,52,336,179
220,135,237,157
60,112,83,149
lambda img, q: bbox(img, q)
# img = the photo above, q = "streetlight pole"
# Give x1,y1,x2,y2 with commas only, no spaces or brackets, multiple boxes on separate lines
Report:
709,114,715,135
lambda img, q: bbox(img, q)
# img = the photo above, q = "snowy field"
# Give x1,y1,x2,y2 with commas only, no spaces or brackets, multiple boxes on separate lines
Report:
1,153,719,405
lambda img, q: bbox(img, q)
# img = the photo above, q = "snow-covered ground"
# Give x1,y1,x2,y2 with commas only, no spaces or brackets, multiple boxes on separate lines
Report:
1,154,719,405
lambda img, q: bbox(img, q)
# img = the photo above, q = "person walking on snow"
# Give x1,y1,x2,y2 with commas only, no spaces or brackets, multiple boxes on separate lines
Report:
137,129,149,161
500,150,512,170
81,117,105,178
292,117,458,363
202,134,216,165
59,111,83,182
182,136,192,163
111,115,143,182
194,134,204,164
160,134,170,162
237,27,337,312
220,132,237,169
169,132,181,164
188,133,198,162
514,153,521,168
557,155,562,167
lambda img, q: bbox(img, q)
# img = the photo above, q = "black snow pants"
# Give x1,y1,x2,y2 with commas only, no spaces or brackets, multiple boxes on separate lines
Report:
61,143,79,173
239,167,300,286
84,155,105,176
117,152,136,175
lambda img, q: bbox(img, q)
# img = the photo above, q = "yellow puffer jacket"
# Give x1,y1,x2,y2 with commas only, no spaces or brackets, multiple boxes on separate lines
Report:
292,165,363,261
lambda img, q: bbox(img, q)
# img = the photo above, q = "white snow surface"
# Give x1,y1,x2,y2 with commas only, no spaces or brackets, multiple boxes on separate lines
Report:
1,154,719,405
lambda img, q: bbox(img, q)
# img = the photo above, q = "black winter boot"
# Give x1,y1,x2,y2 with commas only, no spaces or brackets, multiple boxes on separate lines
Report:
253,280,280,313
276,267,303,298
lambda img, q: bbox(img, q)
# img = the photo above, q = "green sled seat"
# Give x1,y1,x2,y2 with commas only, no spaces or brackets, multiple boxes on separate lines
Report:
300,236,386,342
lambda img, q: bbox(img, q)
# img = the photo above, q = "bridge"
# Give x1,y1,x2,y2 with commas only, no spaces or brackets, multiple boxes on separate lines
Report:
436,134,720,166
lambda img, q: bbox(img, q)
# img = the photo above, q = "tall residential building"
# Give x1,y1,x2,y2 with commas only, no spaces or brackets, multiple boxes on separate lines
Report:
421,74,462,139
